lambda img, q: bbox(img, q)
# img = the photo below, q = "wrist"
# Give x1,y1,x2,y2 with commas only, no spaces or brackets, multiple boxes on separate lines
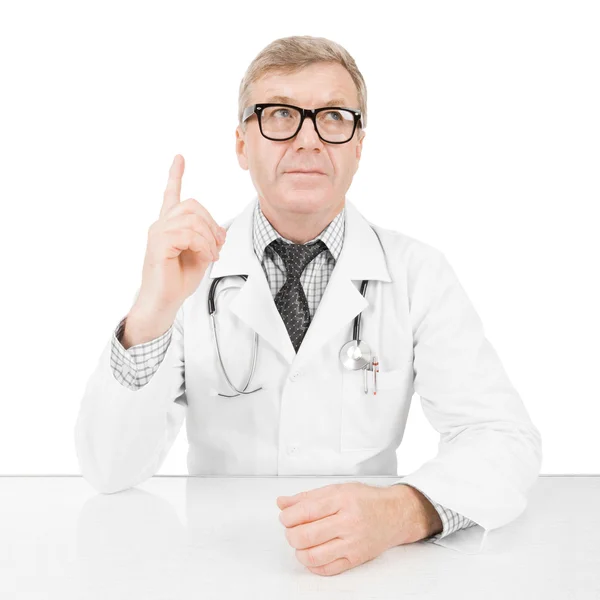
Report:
387,484,443,545
409,486,443,539
122,307,176,349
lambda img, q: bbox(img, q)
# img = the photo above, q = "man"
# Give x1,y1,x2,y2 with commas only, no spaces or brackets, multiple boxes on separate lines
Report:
75,36,542,576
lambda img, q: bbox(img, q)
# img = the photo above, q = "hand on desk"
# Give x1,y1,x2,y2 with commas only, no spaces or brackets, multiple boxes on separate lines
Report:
276,482,440,577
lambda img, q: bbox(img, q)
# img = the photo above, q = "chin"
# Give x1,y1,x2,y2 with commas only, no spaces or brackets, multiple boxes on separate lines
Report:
269,187,324,209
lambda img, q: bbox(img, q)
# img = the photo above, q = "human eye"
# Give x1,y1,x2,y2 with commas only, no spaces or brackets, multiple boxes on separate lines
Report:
323,110,343,121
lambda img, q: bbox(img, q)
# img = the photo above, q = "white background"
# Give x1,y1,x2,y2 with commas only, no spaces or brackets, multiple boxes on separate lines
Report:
0,1,598,475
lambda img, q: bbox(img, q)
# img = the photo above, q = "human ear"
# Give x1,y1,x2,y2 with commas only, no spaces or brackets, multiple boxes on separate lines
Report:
235,125,249,171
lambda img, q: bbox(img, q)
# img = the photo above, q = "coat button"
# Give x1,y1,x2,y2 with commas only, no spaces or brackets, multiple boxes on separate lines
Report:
287,444,300,455
289,370,301,382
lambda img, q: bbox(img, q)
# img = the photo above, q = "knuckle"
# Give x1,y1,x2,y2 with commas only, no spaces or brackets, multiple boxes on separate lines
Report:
190,198,204,212
183,199,212,226
193,213,208,234
301,528,313,548
345,549,360,566
344,510,360,529
147,225,163,243
284,528,294,546
304,548,317,567
338,490,351,507
304,504,313,523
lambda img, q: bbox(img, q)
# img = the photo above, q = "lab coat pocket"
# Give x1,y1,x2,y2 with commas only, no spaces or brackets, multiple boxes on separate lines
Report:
340,364,413,451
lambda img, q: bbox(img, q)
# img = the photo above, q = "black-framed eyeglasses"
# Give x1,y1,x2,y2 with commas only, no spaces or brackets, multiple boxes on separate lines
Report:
242,103,364,144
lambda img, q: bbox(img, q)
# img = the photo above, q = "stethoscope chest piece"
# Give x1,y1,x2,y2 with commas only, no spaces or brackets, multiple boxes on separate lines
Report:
339,339,372,370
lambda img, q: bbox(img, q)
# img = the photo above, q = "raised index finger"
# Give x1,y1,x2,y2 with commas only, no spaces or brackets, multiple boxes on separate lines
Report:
160,154,185,219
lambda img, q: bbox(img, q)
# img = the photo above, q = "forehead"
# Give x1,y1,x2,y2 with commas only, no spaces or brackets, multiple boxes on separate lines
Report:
250,62,358,107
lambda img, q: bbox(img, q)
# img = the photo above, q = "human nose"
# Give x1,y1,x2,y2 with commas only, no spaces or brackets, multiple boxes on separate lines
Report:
292,113,323,147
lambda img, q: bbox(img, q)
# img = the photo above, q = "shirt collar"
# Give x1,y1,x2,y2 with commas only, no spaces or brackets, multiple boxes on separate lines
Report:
252,198,345,265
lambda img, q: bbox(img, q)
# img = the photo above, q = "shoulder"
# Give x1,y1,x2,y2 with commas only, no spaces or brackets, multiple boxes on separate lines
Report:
366,217,448,279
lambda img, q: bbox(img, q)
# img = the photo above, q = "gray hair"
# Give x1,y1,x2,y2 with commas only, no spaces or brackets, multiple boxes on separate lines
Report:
237,35,367,137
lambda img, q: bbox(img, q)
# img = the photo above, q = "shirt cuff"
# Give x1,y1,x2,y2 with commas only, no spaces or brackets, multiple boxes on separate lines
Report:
110,315,173,389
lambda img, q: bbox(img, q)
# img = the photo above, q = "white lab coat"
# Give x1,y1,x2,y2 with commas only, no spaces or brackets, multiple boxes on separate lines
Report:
74,196,542,554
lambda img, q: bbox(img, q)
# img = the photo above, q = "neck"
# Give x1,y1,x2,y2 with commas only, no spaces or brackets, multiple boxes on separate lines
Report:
259,198,344,244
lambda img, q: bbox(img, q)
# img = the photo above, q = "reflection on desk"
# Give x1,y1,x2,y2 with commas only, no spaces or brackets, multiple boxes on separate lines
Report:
0,475,598,599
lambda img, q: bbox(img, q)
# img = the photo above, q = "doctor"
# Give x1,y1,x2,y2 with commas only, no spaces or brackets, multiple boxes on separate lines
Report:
75,36,543,575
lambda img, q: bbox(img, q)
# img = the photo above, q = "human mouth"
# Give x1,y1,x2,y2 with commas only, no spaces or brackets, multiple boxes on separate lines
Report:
286,171,325,176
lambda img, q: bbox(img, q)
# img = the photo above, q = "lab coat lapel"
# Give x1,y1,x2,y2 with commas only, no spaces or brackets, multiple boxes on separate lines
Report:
291,199,391,373
209,197,391,370
209,198,296,365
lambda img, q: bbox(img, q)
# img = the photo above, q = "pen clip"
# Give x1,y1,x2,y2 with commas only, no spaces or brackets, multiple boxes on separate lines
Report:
372,355,378,395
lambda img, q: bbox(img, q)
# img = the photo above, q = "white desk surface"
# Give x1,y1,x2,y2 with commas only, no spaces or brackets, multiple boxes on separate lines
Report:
0,475,597,599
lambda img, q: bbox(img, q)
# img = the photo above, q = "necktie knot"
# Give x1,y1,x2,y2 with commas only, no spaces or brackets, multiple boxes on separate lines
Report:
269,238,328,281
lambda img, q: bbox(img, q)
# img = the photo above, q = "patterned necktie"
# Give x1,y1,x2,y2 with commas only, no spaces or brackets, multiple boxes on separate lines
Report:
268,238,329,352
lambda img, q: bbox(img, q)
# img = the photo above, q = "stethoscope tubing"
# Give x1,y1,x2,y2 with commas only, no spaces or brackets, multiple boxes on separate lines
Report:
209,275,369,397
209,275,263,397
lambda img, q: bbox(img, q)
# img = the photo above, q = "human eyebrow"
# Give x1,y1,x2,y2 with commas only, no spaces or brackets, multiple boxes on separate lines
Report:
264,95,296,104
322,98,351,107
264,95,351,107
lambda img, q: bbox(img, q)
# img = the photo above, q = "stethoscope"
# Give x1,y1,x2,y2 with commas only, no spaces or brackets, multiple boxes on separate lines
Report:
208,276,376,397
